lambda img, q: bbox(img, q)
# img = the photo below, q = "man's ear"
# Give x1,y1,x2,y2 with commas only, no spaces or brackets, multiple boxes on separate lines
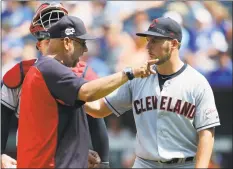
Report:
171,39,180,49
36,41,41,50
63,37,71,51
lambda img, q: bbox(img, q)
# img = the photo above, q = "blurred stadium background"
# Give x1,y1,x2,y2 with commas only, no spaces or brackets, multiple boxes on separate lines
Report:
1,1,232,168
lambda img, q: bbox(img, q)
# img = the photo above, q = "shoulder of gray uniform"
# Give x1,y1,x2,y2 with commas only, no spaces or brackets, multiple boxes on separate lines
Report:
185,64,211,88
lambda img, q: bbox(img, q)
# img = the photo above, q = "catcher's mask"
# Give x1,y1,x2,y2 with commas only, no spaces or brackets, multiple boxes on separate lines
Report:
30,2,68,40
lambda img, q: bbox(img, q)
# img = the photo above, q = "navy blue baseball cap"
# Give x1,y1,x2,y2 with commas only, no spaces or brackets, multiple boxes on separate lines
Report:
136,17,182,42
48,15,97,40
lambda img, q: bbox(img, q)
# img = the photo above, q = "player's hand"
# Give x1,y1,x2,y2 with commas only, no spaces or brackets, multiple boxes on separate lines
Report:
1,154,17,168
88,150,101,168
133,59,159,78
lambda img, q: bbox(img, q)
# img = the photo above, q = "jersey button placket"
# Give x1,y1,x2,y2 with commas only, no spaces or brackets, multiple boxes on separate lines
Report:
163,80,171,92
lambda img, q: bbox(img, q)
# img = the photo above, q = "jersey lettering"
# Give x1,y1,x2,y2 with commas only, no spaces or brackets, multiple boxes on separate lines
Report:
133,95,195,119
173,99,182,114
160,96,167,110
145,96,152,111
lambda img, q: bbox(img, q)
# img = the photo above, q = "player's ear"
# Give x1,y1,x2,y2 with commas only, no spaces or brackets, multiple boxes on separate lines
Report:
63,37,71,51
171,39,179,50
36,41,41,50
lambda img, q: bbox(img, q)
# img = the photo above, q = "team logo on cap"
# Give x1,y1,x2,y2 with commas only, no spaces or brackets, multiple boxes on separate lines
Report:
156,28,165,34
65,28,75,35
150,19,158,28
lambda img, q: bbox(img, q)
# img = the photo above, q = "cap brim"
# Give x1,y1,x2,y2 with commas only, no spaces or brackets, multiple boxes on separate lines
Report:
76,33,98,40
136,31,170,38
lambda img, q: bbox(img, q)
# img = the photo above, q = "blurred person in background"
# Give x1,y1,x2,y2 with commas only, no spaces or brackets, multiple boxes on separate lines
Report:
1,1,34,35
63,1,93,29
1,2,109,168
116,11,150,72
163,11,190,60
106,115,135,168
1,47,21,79
79,42,111,78
98,20,135,73
104,1,165,23
203,1,232,38
186,2,229,75
1,20,24,78
20,41,38,61
207,51,232,88
90,1,166,74
90,0,107,31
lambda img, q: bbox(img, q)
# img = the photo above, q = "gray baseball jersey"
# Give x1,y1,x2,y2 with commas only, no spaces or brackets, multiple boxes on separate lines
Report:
104,64,220,161
1,84,21,118
1,84,21,146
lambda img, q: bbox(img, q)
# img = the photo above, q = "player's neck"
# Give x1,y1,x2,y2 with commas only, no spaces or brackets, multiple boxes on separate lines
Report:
156,56,184,75
45,54,65,65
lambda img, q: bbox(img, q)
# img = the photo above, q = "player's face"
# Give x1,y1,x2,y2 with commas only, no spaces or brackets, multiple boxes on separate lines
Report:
70,38,88,67
36,39,50,56
146,36,173,65
48,37,88,67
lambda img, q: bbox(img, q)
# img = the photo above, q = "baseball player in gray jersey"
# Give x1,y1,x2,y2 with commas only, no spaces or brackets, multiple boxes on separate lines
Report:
85,17,220,168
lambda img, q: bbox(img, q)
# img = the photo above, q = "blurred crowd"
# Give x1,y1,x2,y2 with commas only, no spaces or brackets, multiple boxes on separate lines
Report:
1,1,232,168
2,1,232,88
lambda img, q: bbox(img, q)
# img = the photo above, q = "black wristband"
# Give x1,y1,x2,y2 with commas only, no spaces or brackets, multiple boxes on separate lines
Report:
123,67,135,80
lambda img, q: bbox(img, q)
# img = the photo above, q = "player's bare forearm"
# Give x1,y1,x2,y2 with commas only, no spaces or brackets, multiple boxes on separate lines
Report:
195,128,215,168
79,59,158,102
85,99,112,118
79,71,128,102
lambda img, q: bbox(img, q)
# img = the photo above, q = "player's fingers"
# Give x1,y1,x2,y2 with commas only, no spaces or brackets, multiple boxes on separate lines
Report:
88,154,98,163
93,163,99,168
88,156,98,169
88,162,95,169
8,156,17,164
95,155,101,164
10,159,17,165
88,150,101,163
93,152,101,163
149,65,157,74
140,67,147,78
142,59,158,76
147,59,159,66
141,71,150,78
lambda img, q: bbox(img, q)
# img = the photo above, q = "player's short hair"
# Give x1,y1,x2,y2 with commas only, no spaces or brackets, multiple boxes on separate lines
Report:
29,2,68,40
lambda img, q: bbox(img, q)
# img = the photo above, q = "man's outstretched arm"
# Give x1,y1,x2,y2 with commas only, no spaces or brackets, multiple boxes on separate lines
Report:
79,59,159,102
85,99,112,118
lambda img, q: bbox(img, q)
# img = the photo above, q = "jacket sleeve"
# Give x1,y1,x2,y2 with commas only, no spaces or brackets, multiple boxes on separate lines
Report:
87,115,109,162
1,104,15,153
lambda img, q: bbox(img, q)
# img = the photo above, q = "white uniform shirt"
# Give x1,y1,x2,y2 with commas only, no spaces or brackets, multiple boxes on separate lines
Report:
1,84,21,146
1,84,21,118
104,65,220,161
